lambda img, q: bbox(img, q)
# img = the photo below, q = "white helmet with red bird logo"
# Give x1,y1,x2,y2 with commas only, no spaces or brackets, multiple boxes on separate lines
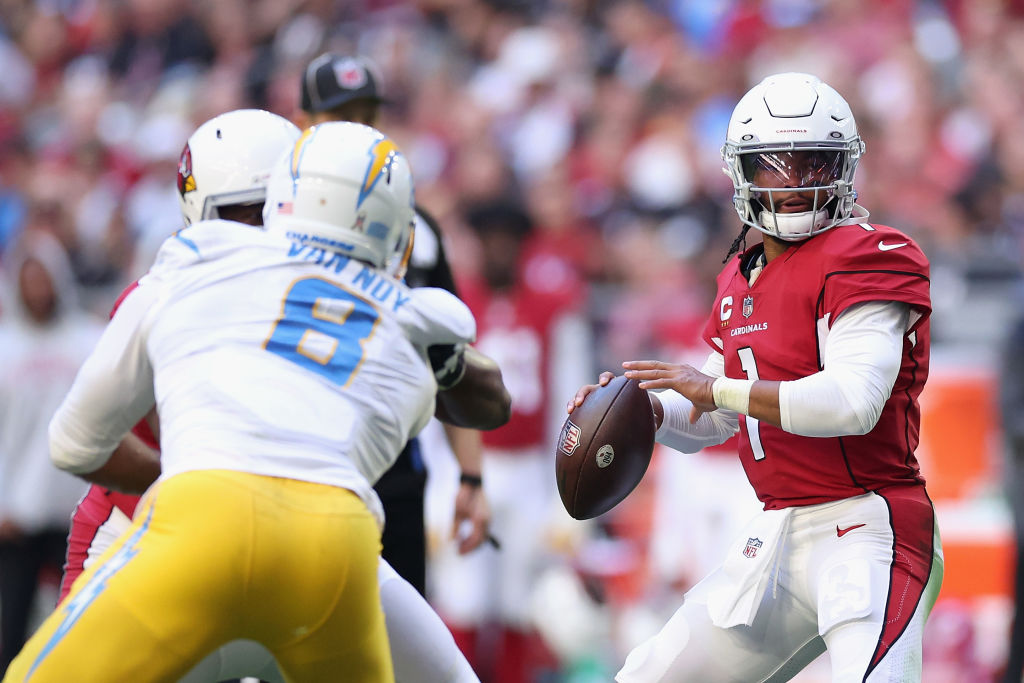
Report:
177,109,300,226
722,73,868,241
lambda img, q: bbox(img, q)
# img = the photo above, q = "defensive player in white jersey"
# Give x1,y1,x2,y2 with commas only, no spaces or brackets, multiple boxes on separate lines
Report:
4,122,492,682
56,111,499,683
571,74,941,682
56,109,492,683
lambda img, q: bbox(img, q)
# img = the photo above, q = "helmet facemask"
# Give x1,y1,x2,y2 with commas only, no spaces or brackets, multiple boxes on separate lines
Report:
200,189,267,223
723,139,864,241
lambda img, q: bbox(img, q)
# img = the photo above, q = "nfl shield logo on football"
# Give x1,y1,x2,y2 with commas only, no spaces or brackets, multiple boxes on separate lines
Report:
560,420,582,456
743,537,762,558
742,295,754,319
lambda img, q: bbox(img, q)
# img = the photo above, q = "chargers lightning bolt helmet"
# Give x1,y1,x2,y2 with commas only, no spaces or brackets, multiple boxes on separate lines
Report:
722,73,868,245
177,109,300,226
263,122,415,273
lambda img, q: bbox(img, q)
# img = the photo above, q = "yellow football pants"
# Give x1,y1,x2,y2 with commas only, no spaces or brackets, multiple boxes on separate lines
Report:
4,469,393,683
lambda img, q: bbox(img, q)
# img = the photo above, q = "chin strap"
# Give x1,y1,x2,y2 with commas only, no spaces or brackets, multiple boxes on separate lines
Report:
723,203,871,263
759,207,830,240
837,203,871,225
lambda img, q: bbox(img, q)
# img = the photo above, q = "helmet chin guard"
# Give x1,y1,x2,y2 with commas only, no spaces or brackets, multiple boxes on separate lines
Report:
758,207,829,240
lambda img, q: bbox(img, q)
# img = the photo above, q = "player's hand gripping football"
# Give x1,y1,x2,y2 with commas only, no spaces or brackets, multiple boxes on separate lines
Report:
622,360,717,424
568,371,666,428
566,371,617,414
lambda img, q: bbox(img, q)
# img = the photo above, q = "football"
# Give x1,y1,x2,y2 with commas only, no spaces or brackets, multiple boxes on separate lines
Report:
555,375,656,520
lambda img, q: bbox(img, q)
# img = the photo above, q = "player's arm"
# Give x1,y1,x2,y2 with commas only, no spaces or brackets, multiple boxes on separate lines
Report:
78,424,160,494
409,288,510,430
49,284,159,477
572,353,739,453
430,346,504,553
442,421,492,553
651,362,741,453
433,346,511,431
410,212,501,550
433,348,500,553
624,301,911,437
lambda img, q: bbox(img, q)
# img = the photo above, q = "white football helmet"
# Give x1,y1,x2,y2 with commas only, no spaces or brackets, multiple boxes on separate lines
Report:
177,109,301,226
263,122,415,272
722,73,868,241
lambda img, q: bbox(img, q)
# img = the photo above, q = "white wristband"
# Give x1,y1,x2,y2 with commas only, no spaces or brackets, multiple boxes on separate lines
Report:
712,377,754,415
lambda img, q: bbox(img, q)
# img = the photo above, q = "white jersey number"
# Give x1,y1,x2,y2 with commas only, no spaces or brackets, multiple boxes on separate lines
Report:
737,346,766,461
264,277,378,386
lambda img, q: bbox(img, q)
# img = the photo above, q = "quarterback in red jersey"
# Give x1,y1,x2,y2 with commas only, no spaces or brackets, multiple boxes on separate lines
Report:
703,217,931,509
571,73,942,682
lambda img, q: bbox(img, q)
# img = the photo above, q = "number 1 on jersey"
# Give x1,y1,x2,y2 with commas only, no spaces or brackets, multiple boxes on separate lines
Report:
264,277,379,386
737,346,766,461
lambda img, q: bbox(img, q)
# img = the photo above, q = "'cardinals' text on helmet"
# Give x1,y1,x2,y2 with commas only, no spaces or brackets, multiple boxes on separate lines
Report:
263,122,415,273
177,109,300,226
721,73,868,241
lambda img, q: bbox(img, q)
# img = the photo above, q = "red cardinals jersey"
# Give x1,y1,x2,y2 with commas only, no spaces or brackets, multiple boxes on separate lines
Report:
702,223,931,509
60,282,153,604
459,275,582,451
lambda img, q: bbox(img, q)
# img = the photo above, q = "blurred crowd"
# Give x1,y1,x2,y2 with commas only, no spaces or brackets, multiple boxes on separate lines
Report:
2,0,1024,680
2,0,1022,351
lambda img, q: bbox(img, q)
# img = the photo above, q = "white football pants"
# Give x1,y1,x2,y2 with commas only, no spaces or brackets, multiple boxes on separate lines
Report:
617,486,943,683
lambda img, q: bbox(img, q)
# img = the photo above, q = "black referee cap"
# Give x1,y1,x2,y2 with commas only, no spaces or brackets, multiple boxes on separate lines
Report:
300,54,386,114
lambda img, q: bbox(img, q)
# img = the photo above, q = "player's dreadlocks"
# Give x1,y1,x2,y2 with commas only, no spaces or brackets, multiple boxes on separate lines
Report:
723,224,751,263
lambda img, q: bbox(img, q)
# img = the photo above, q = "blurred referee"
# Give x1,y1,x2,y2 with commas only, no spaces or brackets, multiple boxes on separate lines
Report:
297,53,490,596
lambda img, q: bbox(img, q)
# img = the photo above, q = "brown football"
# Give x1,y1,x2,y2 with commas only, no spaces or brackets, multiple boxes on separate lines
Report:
555,375,656,520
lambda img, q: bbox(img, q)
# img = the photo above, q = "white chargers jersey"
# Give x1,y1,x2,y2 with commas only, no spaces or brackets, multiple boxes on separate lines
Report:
49,220,476,525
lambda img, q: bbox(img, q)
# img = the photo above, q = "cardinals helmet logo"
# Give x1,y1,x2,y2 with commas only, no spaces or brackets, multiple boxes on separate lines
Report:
177,144,195,197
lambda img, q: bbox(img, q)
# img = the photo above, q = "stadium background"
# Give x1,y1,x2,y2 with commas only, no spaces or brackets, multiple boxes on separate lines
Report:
0,0,1021,680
